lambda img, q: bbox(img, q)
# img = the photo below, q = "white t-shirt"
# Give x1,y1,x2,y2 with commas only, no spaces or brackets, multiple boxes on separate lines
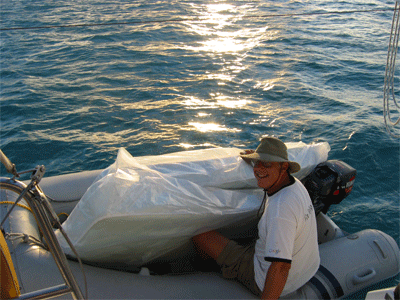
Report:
253,177,320,296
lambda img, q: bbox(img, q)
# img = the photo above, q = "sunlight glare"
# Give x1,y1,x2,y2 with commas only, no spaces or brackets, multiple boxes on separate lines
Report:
188,122,241,133
215,95,249,108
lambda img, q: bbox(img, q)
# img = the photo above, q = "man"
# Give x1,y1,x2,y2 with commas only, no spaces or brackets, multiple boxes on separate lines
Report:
192,137,320,299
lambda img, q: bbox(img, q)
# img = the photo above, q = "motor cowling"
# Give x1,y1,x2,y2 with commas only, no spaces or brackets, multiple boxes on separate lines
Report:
302,160,356,215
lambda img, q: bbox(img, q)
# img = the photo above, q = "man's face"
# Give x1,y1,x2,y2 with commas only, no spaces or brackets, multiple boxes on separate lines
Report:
252,161,283,190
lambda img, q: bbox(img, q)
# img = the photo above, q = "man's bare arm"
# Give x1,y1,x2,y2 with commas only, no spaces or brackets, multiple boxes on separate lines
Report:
261,261,291,300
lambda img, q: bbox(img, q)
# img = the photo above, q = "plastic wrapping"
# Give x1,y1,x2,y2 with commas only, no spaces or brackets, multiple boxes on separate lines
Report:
56,143,330,265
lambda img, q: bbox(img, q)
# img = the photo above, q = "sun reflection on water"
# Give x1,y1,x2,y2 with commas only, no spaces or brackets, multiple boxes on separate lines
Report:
183,95,249,110
177,2,280,134
188,122,241,133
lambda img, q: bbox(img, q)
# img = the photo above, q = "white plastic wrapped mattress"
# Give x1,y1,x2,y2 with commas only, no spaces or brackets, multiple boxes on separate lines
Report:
56,142,330,265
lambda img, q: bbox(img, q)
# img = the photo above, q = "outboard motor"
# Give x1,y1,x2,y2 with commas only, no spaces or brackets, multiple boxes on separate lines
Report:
302,160,356,215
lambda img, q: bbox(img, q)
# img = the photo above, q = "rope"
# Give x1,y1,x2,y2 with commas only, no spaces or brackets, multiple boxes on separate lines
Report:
0,201,33,213
5,232,46,248
0,8,394,32
257,189,268,218
0,201,45,244
383,2,400,138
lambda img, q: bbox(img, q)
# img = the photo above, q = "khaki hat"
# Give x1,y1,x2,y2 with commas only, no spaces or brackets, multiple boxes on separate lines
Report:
240,137,301,174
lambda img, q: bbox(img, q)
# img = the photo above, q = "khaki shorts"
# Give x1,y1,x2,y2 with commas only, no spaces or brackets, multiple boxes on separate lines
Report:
216,240,262,296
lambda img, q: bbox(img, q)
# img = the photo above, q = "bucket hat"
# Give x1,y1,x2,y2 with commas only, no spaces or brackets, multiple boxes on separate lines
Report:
240,137,301,174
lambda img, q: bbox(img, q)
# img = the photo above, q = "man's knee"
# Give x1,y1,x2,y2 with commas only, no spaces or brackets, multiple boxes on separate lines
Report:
192,230,230,260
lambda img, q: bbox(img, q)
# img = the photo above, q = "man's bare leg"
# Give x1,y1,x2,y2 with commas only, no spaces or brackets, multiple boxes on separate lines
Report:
192,230,230,260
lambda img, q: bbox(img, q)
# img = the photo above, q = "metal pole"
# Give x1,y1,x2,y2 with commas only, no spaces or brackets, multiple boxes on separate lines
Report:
26,190,84,300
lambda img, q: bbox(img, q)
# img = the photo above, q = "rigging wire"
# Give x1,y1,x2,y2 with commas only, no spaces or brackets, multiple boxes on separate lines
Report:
384,2,400,138
0,8,395,32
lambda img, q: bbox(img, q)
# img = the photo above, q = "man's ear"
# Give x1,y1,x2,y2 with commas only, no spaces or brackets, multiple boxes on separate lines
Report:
281,162,290,171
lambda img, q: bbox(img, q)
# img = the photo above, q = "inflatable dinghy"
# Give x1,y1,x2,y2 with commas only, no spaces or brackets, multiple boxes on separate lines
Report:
1,143,399,299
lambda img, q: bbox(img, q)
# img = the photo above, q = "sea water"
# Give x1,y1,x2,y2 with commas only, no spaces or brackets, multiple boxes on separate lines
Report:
1,0,399,296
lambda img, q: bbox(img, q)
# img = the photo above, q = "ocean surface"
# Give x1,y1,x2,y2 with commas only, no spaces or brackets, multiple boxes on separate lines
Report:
1,0,399,296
